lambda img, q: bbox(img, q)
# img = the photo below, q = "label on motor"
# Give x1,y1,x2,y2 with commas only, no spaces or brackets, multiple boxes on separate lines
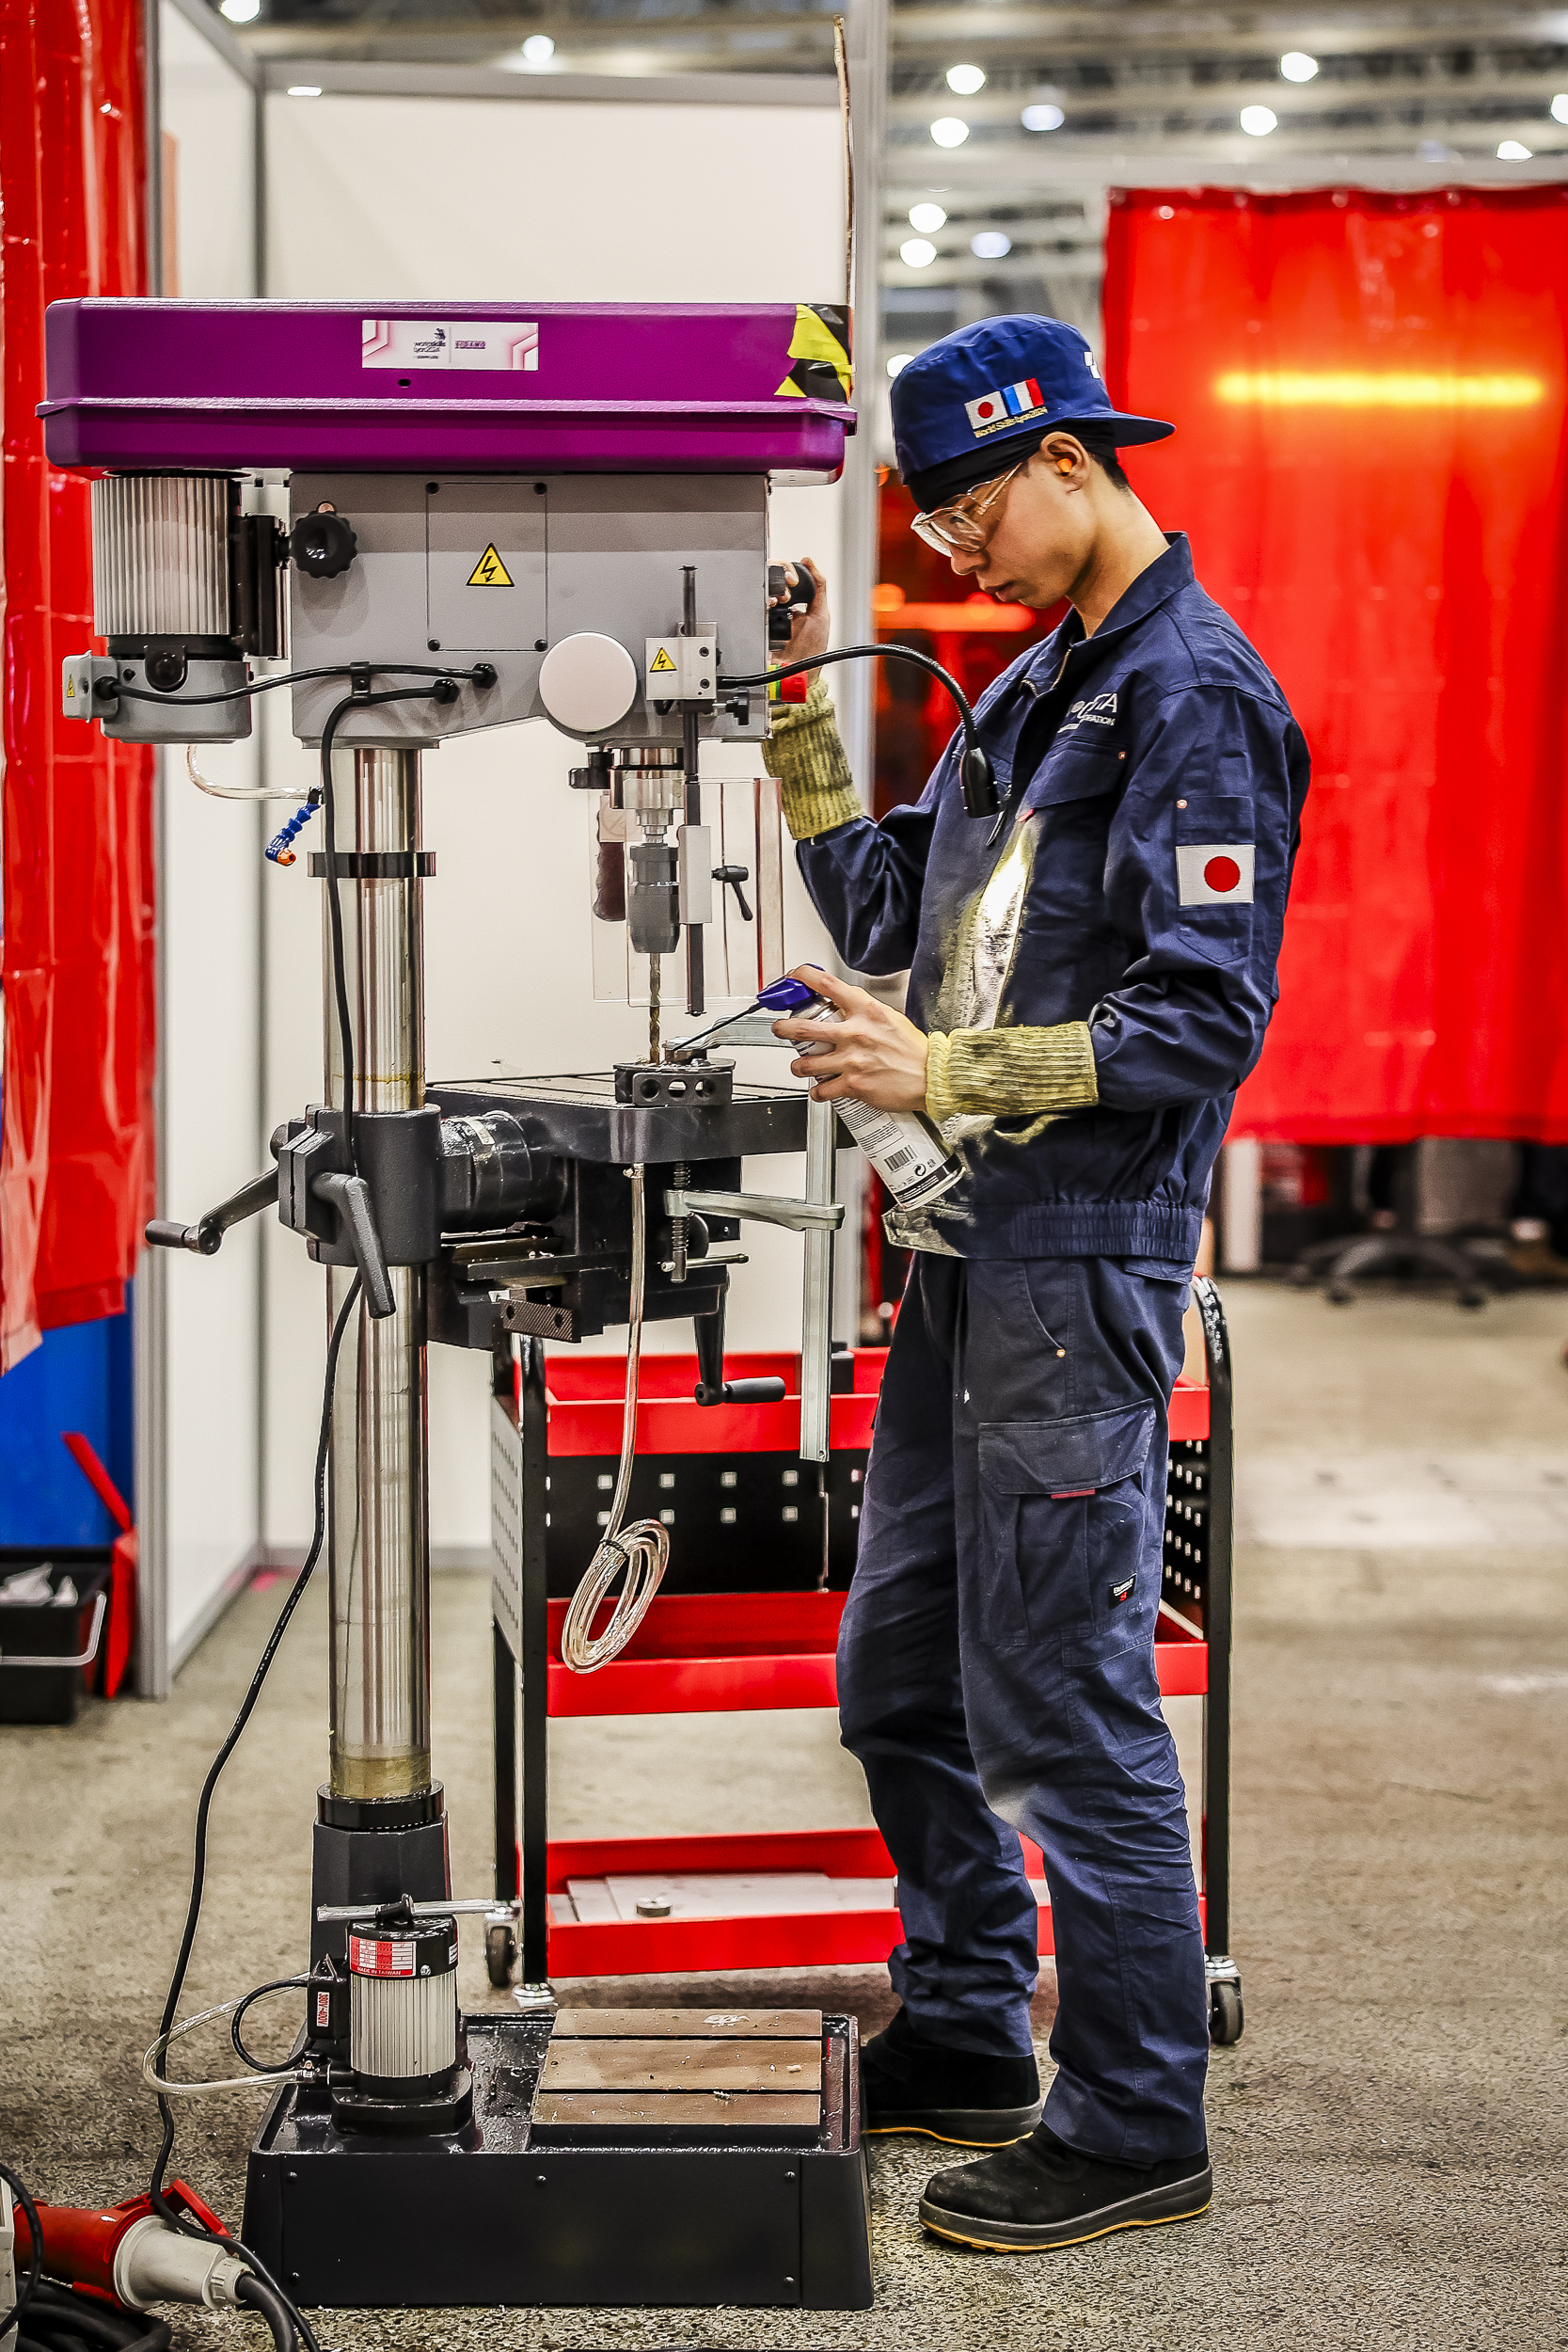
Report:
350,1933,417,1978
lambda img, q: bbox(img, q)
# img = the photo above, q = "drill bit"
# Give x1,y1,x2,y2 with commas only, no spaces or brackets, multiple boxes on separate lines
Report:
648,953,661,1064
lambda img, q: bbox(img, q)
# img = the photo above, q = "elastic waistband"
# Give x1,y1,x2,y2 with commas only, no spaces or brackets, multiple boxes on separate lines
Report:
886,1199,1205,1263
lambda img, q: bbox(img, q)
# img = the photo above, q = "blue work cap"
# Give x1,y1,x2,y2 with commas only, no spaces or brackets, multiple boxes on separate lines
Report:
892,315,1174,511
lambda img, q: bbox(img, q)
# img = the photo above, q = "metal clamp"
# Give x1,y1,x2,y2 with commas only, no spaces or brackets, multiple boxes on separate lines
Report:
0,1590,107,1671
663,1186,844,1237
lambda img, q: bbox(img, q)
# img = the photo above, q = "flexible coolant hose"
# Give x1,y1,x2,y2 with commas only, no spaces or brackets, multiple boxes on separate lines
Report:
560,1165,669,1671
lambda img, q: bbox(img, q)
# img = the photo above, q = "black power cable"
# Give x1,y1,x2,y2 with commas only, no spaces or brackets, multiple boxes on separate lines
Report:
719,644,999,817
16,2280,173,2351
0,2156,43,2339
144,1274,363,2352
104,660,494,711
229,1979,310,2074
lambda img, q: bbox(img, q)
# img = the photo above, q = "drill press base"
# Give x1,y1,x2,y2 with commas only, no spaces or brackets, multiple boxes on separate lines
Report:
242,2011,872,2310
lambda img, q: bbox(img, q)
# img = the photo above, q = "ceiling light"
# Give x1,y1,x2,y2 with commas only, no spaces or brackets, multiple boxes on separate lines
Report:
908,202,947,233
1553,93,1568,122
946,63,986,96
287,84,322,97
520,33,555,63
1279,52,1318,82
219,0,261,20
930,118,970,148
1022,103,1065,132
886,353,914,379
900,238,938,268
972,230,1012,260
1240,106,1278,136
1497,139,1533,159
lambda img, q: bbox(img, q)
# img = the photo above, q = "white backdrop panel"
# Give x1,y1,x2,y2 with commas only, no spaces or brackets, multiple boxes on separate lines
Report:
261,87,851,1552
159,4,262,1667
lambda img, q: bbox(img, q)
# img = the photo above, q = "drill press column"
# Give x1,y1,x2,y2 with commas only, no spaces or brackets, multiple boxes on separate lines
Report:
323,746,432,1802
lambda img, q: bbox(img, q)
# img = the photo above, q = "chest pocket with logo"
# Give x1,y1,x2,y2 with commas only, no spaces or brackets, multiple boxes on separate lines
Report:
1175,788,1254,969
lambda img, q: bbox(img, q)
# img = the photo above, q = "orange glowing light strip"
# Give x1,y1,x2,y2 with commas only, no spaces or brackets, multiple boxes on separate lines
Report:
873,592,1036,632
1215,371,1546,408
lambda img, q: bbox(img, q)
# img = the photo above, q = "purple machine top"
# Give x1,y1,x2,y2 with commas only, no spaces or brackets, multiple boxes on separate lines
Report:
40,299,855,476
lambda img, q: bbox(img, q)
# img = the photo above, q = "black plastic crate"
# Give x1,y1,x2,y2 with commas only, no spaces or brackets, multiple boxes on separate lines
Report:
0,1548,111,1724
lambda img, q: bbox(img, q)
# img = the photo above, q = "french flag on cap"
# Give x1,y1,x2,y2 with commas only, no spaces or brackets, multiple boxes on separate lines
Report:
964,377,1047,435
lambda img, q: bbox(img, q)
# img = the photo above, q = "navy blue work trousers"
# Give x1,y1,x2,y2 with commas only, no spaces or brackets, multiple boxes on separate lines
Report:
837,1252,1210,2163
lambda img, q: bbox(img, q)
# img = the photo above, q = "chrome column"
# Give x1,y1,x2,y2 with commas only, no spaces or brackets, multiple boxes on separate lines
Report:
324,748,431,1800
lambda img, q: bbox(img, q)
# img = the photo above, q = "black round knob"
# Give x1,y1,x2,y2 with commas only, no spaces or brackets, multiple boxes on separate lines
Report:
290,510,357,580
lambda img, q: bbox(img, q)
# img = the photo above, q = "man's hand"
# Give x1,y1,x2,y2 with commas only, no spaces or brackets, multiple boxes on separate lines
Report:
769,560,831,674
771,964,930,1112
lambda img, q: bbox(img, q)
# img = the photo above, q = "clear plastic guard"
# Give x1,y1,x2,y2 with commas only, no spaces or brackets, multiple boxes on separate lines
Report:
592,775,784,1007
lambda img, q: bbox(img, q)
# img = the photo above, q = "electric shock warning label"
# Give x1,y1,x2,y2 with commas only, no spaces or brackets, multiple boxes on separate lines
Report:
362,318,539,372
467,545,515,587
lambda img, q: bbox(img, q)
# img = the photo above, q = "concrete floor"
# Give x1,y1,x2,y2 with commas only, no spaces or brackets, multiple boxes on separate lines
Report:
6,1283,1568,2350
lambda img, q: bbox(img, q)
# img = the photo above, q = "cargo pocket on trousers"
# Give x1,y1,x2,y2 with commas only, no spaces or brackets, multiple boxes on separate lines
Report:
977,1401,1158,1647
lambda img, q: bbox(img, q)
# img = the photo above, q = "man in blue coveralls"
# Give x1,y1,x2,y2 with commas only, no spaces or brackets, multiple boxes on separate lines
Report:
763,316,1307,2253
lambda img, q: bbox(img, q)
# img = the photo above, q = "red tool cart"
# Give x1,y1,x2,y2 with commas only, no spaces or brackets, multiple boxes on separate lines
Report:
489,1279,1241,2044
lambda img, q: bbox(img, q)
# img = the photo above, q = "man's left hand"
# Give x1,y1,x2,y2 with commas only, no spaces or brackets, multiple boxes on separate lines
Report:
771,965,931,1112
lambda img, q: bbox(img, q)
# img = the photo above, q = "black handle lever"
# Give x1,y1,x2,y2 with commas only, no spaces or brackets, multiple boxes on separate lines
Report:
712,863,752,921
145,1167,279,1257
311,1171,396,1319
692,1293,785,1406
699,1375,788,1406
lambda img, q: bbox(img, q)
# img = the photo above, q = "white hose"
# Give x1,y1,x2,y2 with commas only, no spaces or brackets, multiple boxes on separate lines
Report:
142,1994,309,2099
185,744,307,803
560,1164,670,1671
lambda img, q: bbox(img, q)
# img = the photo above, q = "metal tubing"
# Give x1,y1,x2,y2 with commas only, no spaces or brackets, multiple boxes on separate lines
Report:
800,1096,837,1464
324,747,432,1800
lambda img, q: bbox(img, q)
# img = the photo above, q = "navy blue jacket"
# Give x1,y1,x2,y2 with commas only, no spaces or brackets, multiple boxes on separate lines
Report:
798,536,1308,1265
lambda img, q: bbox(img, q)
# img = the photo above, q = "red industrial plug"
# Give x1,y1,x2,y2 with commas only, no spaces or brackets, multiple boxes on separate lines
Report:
13,2180,243,2312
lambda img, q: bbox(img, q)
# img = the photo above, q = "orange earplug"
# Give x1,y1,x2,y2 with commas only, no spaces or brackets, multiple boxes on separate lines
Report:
1056,456,1073,474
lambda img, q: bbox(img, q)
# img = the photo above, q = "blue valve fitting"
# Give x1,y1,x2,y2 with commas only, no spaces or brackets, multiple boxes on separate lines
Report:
266,802,319,866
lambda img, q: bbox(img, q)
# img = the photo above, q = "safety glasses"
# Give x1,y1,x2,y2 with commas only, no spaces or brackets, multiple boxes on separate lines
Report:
911,460,1026,554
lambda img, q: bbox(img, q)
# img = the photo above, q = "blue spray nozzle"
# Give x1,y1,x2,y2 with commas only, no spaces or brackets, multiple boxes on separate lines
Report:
265,802,319,866
756,975,822,1013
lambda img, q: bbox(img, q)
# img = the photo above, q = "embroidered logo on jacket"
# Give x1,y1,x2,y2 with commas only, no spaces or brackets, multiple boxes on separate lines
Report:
1063,691,1117,730
1177,844,1256,905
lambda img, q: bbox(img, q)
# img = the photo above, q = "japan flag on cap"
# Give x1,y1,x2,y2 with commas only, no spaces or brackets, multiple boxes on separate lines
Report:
1176,844,1255,905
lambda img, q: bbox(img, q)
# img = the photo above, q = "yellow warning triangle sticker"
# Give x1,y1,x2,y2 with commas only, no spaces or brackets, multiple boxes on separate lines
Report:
649,646,677,673
467,544,515,587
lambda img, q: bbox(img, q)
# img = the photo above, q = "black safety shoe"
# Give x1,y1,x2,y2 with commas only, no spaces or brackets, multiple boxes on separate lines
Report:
861,2007,1042,2147
919,2123,1212,2251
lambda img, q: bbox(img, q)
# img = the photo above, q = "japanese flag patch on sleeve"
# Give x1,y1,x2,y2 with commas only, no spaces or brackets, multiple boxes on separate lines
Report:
1176,844,1255,905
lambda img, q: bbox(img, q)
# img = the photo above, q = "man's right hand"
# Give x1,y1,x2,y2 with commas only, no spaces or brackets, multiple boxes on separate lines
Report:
769,558,831,675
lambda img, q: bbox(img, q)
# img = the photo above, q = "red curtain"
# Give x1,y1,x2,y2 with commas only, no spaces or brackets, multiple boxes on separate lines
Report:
1103,186,1568,1144
0,0,155,1369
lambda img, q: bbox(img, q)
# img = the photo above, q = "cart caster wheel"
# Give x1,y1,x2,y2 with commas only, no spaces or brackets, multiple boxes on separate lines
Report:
1209,1979,1243,2045
1325,1282,1354,1307
1458,1288,1487,1311
484,1915,517,1988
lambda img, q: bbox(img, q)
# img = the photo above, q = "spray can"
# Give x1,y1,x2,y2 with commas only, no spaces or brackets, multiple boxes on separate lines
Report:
757,977,963,1211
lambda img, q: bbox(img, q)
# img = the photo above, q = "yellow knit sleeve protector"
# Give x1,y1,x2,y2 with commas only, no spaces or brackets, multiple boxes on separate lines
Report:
760,678,863,841
925,1023,1099,1122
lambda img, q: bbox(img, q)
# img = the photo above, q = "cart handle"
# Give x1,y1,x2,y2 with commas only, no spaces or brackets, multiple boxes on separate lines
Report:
0,1590,107,1670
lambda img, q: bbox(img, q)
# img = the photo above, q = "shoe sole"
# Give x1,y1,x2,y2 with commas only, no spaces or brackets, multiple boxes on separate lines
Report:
864,2103,1043,2149
919,2167,1213,2252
